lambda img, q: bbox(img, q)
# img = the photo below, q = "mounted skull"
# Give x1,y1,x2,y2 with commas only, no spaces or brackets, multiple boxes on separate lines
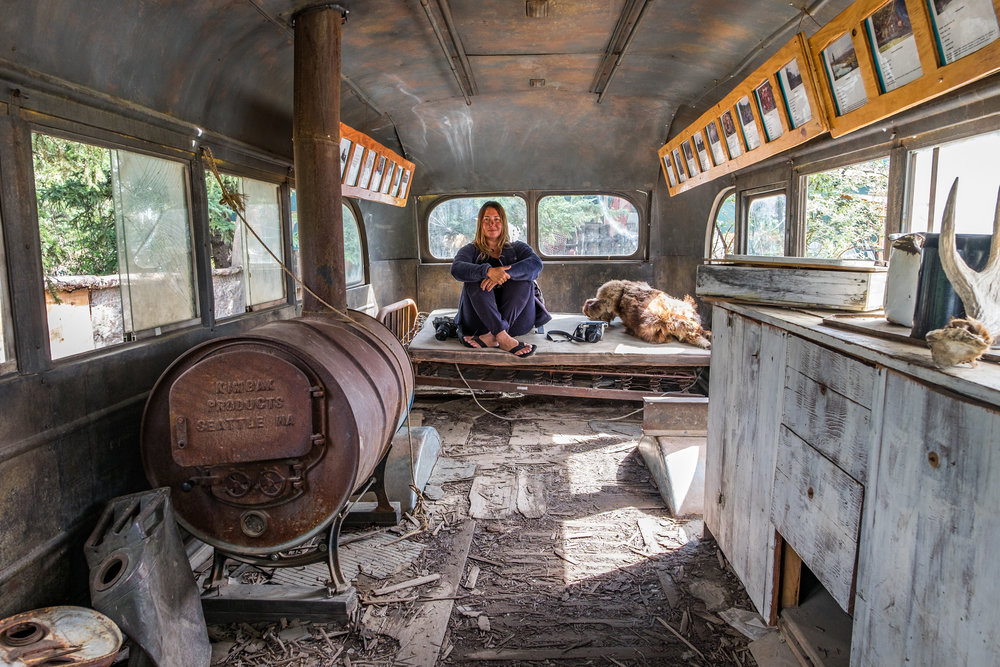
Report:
939,178,1000,341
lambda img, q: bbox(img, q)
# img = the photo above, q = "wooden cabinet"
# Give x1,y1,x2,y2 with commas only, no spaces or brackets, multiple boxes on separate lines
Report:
706,302,1000,664
852,371,1000,666
705,306,787,622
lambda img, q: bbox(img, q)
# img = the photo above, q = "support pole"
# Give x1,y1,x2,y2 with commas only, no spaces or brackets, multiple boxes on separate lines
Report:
293,4,347,314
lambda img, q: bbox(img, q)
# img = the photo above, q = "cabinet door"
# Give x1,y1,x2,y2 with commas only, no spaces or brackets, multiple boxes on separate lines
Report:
853,371,1000,665
705,307,787,620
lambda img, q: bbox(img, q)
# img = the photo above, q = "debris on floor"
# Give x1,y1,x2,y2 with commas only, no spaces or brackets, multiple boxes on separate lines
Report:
206,394,762,666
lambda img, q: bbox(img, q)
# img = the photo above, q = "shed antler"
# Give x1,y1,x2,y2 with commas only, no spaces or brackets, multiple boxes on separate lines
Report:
939,178,1000,340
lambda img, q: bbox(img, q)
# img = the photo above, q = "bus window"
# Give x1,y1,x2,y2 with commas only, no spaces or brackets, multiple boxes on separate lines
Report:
427,196,527,259
709,190,736,259
803,157,889,260
538,194,639,257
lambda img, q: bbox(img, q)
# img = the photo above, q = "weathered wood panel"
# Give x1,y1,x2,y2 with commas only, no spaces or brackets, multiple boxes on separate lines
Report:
696,265,887,311
781,368,872,483
705,307,787,621
785,337,875,405
770,426,863,613
852,371,1000,666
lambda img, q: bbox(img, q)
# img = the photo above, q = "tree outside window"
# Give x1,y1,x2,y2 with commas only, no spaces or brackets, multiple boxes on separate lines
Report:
804,157,889,260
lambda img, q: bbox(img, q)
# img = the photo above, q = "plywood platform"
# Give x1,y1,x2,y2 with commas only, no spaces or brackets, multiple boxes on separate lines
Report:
409,310,711,367
408,310,711,400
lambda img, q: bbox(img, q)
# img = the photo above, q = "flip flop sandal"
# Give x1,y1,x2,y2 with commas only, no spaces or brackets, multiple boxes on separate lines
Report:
461,334,491,349
507,342,536,357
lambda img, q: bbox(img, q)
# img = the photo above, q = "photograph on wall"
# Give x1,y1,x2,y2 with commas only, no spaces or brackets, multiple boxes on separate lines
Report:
926,0,999,64
345,145,365,187
398,169,412,198
736,95,761,150
371,155,387,192
754,79,785,141
390,164,405,197
340,137,352,179
866,0,923,93
693,132,712,171
720,110,743,158
662,154,678,187
682,139,700,176
822,32,868,115
382,163,396,194
777,57,813,128
671,148,688,182
358,149,377,190
705,121,728,165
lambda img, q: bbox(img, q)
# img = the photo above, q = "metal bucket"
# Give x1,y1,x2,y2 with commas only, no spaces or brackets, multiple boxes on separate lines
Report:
140,311,413,555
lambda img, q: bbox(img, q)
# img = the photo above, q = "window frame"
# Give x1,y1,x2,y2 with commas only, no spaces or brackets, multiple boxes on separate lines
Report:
418,190,648,263
705,186,736,260
207,168,289,319
30,125,202,361
342,199,370,289
0,207,15,376
737,183,789,256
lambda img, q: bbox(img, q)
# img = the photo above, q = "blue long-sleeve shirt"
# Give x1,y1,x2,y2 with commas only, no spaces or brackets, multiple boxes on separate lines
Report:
450,241,543,283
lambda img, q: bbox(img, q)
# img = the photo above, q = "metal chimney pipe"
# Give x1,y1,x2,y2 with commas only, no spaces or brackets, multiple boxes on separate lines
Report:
293,4,347,314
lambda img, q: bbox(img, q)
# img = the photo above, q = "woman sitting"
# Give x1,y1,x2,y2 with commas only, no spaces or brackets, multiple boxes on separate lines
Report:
450,201,551,357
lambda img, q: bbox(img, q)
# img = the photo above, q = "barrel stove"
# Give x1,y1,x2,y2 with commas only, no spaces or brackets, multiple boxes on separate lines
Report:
140,311,414,564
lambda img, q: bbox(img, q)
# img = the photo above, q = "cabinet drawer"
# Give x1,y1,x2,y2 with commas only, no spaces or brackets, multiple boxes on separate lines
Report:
785,337,874,403
771,426,863,614
782,337,876,483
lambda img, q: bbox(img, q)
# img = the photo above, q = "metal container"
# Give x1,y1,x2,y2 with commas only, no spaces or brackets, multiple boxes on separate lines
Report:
84,488,210,667
910,234,992,339
140,311,413,555
0,606,122,667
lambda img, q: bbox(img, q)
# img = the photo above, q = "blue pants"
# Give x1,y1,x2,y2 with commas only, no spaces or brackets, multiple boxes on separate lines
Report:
459,279,540,338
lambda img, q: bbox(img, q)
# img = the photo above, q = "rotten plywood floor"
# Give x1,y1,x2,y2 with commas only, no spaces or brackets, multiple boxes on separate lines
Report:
207,394,765,666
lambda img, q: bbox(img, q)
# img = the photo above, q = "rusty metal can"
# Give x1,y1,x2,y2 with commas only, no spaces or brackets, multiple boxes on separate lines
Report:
0,606,122,667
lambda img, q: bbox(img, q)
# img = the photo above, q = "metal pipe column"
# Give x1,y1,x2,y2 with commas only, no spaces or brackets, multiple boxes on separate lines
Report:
293,4,347,314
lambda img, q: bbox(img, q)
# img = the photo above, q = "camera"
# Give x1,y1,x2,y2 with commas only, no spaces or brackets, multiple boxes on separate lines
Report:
573,320,607,343
433,316,459,341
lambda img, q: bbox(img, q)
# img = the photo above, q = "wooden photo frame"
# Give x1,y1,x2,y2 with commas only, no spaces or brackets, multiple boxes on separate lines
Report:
658,34,828,196
807,0,1000,137
340,123,415,206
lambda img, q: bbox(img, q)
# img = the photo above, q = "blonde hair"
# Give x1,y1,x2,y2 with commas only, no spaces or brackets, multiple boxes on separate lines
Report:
473,200,510,258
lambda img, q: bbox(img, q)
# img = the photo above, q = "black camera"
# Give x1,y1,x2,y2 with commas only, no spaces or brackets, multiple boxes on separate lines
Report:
574,320,607,343
433,316,459,341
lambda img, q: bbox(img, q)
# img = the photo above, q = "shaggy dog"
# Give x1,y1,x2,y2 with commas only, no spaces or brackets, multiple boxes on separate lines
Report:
583,280,711,348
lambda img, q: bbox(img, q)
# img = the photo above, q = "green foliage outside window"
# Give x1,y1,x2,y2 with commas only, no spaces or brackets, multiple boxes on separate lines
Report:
805,157,889,260
32,134,116,276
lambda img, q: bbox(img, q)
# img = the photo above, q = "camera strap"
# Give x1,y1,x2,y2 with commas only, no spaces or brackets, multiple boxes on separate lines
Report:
545,329,586,343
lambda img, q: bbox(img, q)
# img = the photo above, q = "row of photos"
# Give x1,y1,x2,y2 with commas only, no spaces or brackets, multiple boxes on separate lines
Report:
662,0,1000,188
339,136,411,199
662,53,813,187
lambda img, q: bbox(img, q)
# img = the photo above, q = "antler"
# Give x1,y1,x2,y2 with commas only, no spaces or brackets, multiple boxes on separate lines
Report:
939,178,1000,340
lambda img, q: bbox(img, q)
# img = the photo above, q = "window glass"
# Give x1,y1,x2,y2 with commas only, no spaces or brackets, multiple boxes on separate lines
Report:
289,193,365,300
710,192,736,259
33,133,195,359
746,193,787,256
427,196,526,259
538,194,639,256
804,157,889,260
208,174,284,318
908,130,1000,234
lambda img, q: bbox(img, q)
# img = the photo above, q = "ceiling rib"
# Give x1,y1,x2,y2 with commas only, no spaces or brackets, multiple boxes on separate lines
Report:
419,0,476,105
591,0,653,103
436,0,478,97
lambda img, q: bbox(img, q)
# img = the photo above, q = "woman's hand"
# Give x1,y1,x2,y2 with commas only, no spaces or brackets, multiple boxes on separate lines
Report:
481,265,510,291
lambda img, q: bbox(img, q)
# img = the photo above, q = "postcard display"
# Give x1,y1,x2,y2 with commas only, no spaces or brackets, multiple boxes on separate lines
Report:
658,35,828,196
809,0,1000,137
339,123,415,207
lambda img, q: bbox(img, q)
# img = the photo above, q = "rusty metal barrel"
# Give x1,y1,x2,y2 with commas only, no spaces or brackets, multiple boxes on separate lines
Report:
141,311,413,555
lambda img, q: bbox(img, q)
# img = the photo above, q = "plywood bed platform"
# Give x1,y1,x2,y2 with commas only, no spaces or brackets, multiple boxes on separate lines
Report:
408,310,711,400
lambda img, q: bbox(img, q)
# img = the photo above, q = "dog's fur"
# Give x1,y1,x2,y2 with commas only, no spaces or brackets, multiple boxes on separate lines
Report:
583,280,711,348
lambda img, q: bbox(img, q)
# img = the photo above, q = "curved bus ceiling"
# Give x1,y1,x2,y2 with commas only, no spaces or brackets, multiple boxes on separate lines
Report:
0,0,854,194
